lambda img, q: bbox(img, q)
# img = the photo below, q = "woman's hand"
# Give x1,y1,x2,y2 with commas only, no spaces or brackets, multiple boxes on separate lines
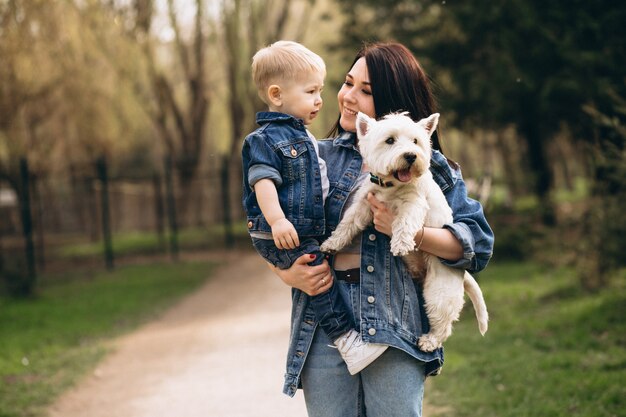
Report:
367,192,464,261
268,254,333,296
367,193,394,236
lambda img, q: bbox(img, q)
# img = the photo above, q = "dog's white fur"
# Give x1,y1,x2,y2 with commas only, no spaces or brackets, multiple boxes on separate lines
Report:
320,112,488,352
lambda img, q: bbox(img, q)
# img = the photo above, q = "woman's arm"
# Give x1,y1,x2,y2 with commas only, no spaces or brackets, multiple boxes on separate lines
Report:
367,186,493,273
269,254,333,296
367,193,463,261
416,227,464,261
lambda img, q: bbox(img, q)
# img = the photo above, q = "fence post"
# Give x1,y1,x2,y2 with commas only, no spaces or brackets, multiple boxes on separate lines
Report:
19,158,36,291
164,156,179,261
0,213,4,273
96,156,114,270
220,155,235,248
152,173,166,252
31,175,45,271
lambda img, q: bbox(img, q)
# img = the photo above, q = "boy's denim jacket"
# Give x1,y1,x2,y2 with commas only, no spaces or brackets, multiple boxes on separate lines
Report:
242,112,326,237
282,131,494,397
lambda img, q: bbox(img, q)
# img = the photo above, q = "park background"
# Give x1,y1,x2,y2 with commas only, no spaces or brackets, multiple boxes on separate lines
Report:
0,1,624,416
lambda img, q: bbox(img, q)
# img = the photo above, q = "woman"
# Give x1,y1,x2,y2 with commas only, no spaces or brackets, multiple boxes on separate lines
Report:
272,42,494,416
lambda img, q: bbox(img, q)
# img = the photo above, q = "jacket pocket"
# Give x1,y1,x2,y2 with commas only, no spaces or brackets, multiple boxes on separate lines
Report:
278,141,309,159
277,142,311,217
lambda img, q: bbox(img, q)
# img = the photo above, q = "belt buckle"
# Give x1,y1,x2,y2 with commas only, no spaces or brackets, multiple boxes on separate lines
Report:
337,268,360,284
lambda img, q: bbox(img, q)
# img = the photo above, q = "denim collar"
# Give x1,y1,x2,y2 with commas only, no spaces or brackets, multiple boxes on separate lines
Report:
333,131,358,149
256,111,305,130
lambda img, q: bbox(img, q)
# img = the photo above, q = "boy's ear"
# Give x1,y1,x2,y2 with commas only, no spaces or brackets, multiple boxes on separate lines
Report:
418,113,440,137
356,112,374,139
267,85,282,107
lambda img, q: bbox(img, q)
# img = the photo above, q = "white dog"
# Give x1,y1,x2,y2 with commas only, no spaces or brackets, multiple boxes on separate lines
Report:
320,112,488,352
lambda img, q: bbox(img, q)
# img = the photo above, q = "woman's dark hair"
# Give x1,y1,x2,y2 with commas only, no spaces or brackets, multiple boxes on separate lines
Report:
329,42,454,164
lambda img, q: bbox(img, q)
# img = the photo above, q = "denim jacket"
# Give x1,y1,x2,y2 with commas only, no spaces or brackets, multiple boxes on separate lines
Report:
282,131,494,397
242,112,326,237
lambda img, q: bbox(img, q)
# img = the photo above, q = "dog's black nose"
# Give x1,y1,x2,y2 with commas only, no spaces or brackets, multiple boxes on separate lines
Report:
404,153,417,164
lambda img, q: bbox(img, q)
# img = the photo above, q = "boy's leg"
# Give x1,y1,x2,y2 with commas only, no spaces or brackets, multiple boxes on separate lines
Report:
253,236,387,374
301,241,353,342
250,237,294,269
309,275,353,341
301,239,388,375
253,237,354,342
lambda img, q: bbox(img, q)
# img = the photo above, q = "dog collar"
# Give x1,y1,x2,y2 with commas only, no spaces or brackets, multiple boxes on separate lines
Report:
370,173,394,188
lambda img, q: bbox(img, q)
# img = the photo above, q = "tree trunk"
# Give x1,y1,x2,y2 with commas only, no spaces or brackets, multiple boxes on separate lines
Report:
17,158,36,296
519,113,556,225
220,155,235,248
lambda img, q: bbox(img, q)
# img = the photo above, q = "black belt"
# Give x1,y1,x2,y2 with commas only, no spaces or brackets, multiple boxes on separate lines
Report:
335,268,360,284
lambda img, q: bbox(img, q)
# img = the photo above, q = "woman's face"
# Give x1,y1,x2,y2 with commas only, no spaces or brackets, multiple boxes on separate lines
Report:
337,57,375,133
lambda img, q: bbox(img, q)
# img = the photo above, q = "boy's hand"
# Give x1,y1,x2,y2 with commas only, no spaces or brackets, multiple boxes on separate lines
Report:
272,218,300,249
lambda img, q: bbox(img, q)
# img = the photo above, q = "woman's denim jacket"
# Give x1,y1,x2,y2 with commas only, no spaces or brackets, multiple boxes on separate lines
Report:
242,112,326,237
282,131,494,397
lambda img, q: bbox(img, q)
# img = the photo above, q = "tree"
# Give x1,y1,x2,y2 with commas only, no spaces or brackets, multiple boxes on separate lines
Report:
100,0,212,219
579,91,626,289
0,0,68,294
0,0,150,294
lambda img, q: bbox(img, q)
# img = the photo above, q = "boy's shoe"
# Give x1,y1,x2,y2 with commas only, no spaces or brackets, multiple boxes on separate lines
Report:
333,329,388,375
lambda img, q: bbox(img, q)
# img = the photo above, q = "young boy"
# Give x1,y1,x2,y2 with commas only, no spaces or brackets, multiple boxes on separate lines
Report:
241,41,387,375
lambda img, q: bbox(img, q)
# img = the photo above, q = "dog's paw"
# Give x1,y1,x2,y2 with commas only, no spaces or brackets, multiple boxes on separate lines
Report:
320,241,338,254
418,334,442,352
390,239,415,257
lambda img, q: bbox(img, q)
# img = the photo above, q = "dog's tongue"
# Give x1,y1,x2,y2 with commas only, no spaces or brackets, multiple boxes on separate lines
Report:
396,169,412,183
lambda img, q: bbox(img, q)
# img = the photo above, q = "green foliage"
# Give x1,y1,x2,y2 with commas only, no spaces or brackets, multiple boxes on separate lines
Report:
428,263,626,417
490,223,530,262
336,0,626,136
0,261,215,417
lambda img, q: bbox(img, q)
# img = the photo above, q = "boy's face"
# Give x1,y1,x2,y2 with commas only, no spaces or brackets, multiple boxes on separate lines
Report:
275,72,324,125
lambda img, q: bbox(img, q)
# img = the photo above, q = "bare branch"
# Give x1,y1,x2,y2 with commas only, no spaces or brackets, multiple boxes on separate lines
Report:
271,0,292,41
167,0,191,80
293,0,317,41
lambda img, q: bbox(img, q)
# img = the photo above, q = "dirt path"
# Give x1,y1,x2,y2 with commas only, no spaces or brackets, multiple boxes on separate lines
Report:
47,251,442,417
47,252,308,417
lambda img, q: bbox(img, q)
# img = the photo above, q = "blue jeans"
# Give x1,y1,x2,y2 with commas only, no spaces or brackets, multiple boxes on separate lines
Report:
301,281,426,417
251,237,352,341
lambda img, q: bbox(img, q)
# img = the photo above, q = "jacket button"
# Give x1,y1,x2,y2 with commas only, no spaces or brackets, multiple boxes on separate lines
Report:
247,221,253,228
367,296,375,303
369,234,376,241
368,328,376,336
291,148,297,157
366,265,374,273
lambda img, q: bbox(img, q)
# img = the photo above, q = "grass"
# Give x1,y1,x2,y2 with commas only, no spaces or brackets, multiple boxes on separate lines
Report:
57,222,249,259
428,263,626,417
0,261,216,417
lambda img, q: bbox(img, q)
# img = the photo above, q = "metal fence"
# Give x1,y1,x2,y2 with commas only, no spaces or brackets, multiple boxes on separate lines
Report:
0,156,245,282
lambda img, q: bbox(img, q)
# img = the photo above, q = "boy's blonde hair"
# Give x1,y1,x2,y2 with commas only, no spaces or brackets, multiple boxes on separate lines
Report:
252,40,326,103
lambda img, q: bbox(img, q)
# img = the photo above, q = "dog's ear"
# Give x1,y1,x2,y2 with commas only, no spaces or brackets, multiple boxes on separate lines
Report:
419,113,440,137
356,112,374,139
